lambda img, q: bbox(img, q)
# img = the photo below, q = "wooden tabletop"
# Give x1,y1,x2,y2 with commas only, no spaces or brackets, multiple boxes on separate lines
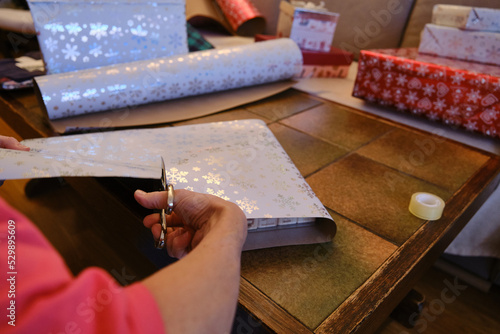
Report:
1,87,499,333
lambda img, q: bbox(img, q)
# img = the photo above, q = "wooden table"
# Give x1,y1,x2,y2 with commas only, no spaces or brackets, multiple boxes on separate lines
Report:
1,86,499,333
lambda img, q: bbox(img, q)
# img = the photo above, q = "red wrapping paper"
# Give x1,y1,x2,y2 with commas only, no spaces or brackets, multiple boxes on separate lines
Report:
302,47,353,66
353,48,500,138
215,0,265,36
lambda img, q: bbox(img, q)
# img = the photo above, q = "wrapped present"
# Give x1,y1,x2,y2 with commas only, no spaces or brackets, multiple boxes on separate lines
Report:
352,48,500,138
432,4,500,32
276,1,339,52
255,34,353,78
28,0,188,74
418,24,500,66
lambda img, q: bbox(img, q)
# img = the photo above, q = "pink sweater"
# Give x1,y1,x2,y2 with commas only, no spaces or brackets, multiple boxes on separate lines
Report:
0,198,165,333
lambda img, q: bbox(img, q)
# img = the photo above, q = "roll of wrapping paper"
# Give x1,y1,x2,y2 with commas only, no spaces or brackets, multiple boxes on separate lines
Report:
34,38,302,120
215,0,266,36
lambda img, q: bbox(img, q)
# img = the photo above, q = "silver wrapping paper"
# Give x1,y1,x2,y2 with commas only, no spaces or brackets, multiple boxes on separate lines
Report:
34,39,303,120
28,0,188,74
0,120,335,250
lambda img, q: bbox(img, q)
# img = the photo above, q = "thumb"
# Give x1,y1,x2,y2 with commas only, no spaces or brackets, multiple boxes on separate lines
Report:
0,136,30,151
134,189,168,209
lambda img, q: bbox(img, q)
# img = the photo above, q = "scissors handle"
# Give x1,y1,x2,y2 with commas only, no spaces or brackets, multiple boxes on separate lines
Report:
155,157,174,249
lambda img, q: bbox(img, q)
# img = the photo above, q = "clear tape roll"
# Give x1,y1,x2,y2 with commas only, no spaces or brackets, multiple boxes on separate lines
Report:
408,192,445,221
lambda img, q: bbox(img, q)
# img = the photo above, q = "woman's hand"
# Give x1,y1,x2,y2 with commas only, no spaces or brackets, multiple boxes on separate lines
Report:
0,135,30,151
134,188,248,334
134,188,247,258
0,135,30,186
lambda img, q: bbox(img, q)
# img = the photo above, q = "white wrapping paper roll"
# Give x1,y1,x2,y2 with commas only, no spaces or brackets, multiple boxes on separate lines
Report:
34,38,303,120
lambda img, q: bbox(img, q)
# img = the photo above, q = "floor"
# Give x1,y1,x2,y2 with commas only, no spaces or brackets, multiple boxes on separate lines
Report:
377,267,500,334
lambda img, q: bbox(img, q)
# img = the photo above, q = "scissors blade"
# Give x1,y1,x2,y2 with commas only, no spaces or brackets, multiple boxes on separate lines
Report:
155,156,168,249
161,156,167,191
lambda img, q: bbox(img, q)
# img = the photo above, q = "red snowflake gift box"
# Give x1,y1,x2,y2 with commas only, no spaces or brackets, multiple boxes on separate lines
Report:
353,48,500,138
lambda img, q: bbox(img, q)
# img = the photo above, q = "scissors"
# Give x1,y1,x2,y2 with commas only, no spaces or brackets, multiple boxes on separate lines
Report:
155,157,174,249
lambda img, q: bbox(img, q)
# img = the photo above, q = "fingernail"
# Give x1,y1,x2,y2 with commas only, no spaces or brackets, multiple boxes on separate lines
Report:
135,189,146,196
16,143,30,151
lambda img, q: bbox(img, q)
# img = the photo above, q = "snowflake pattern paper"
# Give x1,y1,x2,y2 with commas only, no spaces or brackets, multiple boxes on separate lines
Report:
34,38,302,120
28,0,188,74
215,0,265,36
1,120,330,224
0,148,160,179
353,48,500,138
432,5,500,32
418,24,500,66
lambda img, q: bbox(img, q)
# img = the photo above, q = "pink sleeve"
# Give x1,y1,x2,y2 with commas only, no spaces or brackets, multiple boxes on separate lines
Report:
0,198,165,334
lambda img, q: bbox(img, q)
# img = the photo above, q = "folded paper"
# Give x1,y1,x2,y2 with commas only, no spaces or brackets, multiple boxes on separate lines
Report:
0,120,335,250
28,0,188,74
34,38,303,120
